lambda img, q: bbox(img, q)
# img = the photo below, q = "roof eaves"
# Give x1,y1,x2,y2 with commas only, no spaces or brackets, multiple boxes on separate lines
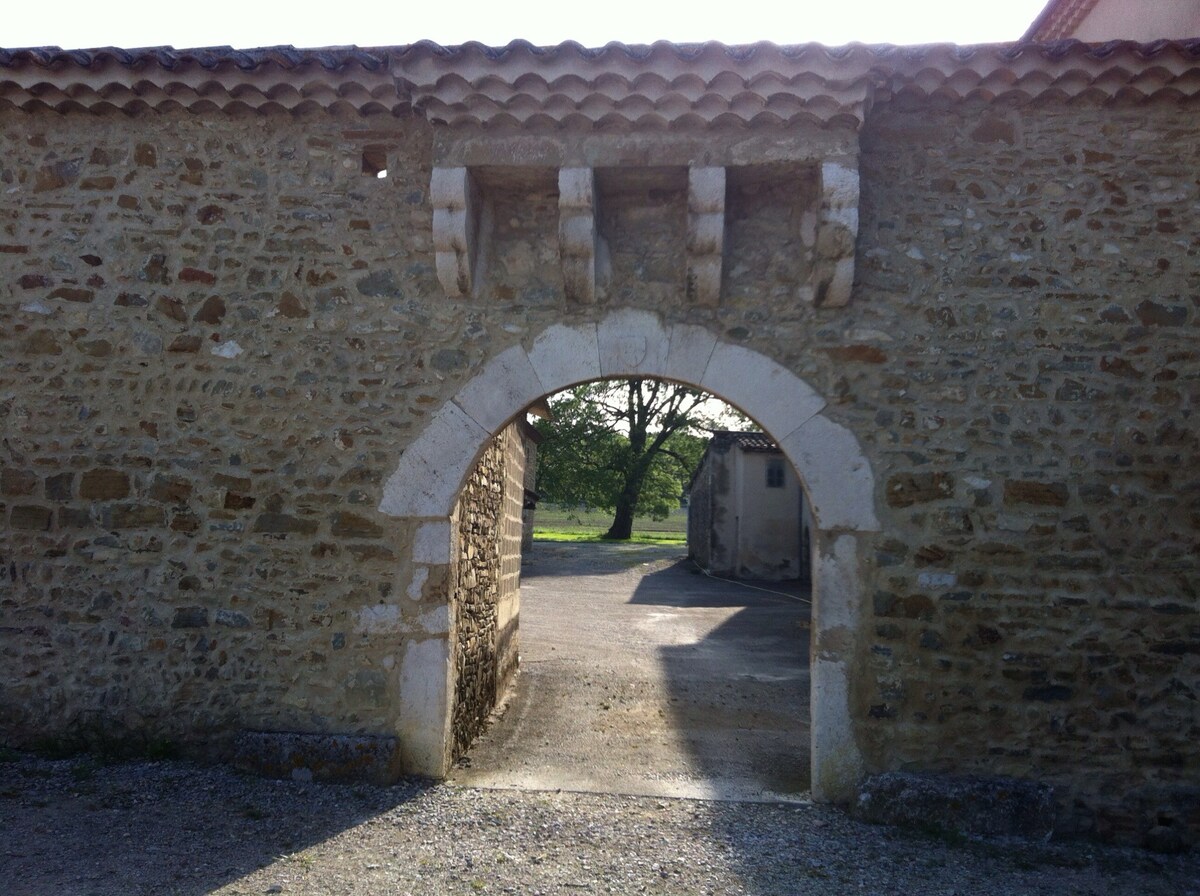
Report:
1022,0,1102,42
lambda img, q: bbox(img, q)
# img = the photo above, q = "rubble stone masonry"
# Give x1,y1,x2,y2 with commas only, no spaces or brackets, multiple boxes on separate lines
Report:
0,89,1196,842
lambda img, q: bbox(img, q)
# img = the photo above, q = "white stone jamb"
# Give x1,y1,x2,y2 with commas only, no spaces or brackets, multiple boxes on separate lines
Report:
432,166,480,298
558,167,597,304
686,166,725,307
813,159,860,308
398,635,454,777
809,531,868,802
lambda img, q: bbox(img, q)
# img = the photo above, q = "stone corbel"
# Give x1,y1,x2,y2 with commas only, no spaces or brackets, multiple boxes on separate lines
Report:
431,166,480,298
813,160,859,308
687,166,725,307
558,167,597,304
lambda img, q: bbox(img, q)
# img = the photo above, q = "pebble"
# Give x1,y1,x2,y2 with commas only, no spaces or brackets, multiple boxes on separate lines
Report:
1,756,1196,895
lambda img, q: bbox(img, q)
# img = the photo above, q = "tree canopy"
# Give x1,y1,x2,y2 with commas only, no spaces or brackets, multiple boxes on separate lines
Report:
534,379,747,540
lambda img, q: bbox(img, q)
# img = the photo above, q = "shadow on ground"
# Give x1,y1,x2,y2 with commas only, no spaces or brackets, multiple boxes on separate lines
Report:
454,542,811,802
0,757,426,896
633,559,813,796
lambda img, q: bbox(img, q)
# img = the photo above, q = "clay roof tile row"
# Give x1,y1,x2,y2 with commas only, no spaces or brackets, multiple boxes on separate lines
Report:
1,38,1197,121
710,431,780,453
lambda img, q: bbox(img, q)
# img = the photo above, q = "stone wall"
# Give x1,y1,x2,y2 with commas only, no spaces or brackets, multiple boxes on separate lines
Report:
852,97,1199,841
686,454,715,572
519,423,540,555
0,91,1196,842
451,434,502,758
449,422,525,759
0,110,439,754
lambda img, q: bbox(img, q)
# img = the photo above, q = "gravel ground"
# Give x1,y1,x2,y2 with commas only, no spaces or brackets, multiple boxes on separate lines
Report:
2,756,1197,896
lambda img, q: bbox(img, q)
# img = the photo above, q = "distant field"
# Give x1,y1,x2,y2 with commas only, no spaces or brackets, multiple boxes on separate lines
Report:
533,505,688,543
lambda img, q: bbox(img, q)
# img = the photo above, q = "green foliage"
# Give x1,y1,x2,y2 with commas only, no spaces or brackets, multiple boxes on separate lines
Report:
533,529,685,545
534,379,746,538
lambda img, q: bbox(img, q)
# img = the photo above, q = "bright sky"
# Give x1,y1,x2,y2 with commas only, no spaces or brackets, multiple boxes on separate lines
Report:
6,0,1048,50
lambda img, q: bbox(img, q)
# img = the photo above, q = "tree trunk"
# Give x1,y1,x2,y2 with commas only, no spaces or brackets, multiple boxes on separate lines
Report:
604,491,636,540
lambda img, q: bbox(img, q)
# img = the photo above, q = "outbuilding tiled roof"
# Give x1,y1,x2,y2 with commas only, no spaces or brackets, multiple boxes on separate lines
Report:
0,39,1198,122
709,431,780,453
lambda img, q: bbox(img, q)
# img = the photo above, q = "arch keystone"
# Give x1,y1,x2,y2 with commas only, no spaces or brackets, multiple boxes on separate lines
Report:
597,309,669,378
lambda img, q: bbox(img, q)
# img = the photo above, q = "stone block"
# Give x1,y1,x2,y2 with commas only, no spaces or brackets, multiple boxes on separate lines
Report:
854,772,1056,841
527,322,601,390
378,403,488,519
44,473,74,501
700,343,826,440
252,513,319,536
662,323,718,386
171,607,209,628
168,335,200,352
11,505,53,530
1004,480,1069,507
886,472,953,507
779,414,879,533
331,511,384,539
2,469,37,496
231,730,404,785
109,504,166,529
596,309,669,379
81,469,130,500
413,521,451,565
399,637,452,777
452,345,546,434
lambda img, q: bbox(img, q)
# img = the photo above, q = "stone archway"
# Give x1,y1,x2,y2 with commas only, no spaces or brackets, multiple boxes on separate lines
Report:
379,309,879,802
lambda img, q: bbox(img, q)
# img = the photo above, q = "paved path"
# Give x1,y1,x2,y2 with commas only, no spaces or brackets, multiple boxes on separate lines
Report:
450,541,812,802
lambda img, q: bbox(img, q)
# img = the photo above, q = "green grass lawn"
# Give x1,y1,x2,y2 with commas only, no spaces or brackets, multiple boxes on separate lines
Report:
532,505,687,544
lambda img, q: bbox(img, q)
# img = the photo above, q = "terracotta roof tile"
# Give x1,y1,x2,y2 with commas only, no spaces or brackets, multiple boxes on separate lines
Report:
709,431,779,453
0,39,1197,120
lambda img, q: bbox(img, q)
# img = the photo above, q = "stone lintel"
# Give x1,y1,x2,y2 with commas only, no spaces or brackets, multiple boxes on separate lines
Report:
687,166,725,307
431,166,480,298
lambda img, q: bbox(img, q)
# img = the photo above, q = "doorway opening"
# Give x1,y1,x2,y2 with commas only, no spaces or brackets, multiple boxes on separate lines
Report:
447,380,815,800
377,311,878,802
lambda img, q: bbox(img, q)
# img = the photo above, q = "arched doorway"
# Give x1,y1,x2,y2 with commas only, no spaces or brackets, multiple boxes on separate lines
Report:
379,309,879,802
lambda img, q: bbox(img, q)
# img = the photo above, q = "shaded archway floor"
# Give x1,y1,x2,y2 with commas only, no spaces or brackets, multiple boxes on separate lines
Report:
449,541,812,802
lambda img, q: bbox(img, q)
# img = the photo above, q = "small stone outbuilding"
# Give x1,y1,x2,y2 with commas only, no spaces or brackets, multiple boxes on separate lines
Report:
687,431,813,583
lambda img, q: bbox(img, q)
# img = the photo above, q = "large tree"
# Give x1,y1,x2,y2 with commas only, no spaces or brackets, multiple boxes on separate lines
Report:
535,379,725,540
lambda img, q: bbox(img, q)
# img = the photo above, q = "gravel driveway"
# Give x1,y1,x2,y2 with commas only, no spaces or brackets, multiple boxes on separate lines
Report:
2,543,1197,894
2,757,1197,895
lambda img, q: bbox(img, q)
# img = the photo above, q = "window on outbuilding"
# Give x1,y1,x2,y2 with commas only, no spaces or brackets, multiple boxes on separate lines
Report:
766,457,785,489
